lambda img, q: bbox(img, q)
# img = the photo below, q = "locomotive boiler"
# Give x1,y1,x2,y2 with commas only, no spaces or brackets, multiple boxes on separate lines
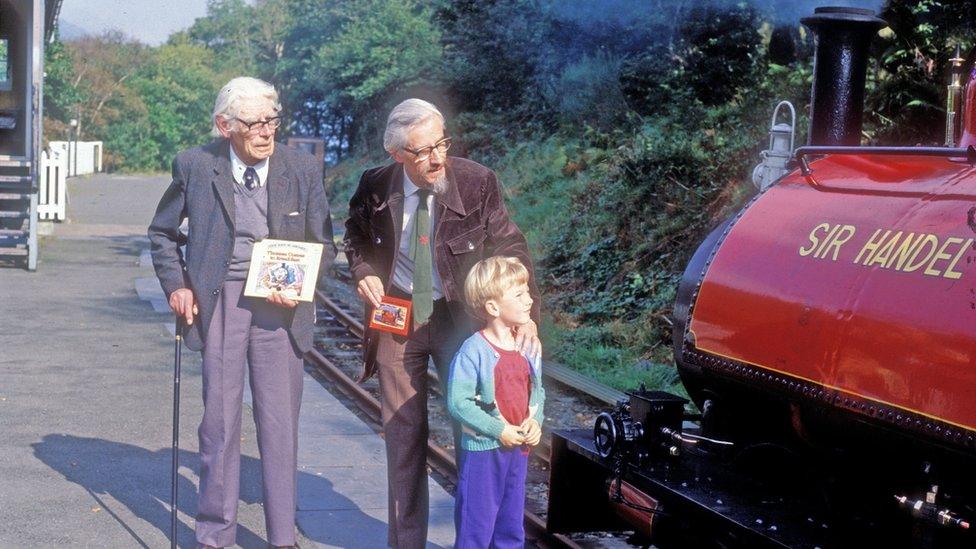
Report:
548,7,976,548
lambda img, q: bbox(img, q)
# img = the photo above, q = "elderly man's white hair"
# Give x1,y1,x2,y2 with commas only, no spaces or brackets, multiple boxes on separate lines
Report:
383,98,445,154
211,76,281,137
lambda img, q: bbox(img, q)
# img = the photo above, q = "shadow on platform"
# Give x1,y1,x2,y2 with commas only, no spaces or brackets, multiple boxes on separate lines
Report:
32,434,387,548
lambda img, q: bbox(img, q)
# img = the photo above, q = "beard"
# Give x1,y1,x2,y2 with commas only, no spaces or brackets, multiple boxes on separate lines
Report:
428,170,448,195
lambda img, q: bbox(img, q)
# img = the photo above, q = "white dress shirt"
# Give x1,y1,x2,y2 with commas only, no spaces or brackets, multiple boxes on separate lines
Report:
229,145,270,187
391,167,444,299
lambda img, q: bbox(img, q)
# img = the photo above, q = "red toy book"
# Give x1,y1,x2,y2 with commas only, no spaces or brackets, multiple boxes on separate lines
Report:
368,295,412,336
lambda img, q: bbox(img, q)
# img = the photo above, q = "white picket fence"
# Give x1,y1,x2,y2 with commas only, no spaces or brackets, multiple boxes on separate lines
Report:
37,148,67,221
48,141,104,177
36,141,104,221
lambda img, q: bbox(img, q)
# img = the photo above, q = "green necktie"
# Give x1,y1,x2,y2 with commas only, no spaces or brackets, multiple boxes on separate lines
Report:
410,189,433,328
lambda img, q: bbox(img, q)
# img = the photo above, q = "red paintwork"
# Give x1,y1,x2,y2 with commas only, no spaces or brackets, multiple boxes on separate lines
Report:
688,154,976,432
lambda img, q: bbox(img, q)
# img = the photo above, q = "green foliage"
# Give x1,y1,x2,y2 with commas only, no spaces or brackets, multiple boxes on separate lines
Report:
311,0,443,153
679,4,763,106
619,44,682,117
270,0,343,146
324,153,385,211
866,0,976,144
540,319,685,393
548,53,630,131
42,38,84,123
437,0,553,126
476,136,592,261
125,42,223,170
619,5,763,114
183,0,261,75
52,33,152,169
49,33,222,171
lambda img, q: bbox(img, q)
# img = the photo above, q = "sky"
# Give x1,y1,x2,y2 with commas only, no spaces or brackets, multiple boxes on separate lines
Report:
58,0,210,45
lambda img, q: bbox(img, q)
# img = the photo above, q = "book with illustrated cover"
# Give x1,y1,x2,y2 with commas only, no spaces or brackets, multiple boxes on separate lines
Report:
369,295,412,336
244,239,324,302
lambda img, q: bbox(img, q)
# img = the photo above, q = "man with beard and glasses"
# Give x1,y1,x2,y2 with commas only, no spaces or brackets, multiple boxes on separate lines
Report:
343,98,541,547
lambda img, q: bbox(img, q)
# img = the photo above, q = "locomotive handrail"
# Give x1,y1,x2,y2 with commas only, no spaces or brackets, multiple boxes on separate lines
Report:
794,145,976,175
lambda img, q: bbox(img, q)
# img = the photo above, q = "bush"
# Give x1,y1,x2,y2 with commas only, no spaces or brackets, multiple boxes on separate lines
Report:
679,4,763,106
476,136,592,261
549,53,630,130
619,44,682,117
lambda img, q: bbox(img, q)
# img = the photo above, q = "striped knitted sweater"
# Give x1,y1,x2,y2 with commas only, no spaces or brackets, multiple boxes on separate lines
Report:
446,331,546,452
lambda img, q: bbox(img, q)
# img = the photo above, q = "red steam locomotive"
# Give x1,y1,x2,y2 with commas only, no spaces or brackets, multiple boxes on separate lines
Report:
548,7,976,548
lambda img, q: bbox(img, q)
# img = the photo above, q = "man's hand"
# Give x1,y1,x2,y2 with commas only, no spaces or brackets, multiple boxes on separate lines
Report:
169,288,198,326
514,319,542,358
267,291,299,309
519,418,542,446
498,424,526,448
356,275,385,308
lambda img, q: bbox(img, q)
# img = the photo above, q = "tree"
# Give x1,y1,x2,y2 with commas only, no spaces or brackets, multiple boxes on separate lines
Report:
436,0,550,123
126,40,224,169
183,0,291,82
63,32,150,141
49,32,223,171
43,37,84,122
309,0,442,153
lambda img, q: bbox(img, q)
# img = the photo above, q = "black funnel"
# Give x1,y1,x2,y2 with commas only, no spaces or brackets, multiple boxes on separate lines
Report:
802,7,887,146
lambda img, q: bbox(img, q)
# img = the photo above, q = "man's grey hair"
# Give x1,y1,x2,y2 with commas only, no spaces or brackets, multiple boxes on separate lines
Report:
211,77,281,137
383,98,444,154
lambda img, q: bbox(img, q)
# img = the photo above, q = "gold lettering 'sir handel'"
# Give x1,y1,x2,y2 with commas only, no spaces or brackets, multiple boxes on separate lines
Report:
799,222,973,280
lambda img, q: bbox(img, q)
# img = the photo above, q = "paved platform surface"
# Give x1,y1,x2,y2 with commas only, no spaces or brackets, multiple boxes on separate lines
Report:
0,173,454,547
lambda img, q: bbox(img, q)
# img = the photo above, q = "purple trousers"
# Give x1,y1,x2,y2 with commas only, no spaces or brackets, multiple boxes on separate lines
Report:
454,447,528,549
195,280,304,547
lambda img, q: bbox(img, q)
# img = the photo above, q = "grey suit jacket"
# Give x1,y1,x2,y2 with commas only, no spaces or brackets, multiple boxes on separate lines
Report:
148,139,337,353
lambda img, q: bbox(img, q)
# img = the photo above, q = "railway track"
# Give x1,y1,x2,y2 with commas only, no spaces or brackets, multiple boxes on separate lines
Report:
307,270,633,548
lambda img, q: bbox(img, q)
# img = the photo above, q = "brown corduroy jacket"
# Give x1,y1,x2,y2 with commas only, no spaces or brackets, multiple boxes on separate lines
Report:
343,157,540,380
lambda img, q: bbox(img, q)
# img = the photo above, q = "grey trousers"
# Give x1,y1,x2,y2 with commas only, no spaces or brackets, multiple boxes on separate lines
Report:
195,279,304,547
376,298,465,548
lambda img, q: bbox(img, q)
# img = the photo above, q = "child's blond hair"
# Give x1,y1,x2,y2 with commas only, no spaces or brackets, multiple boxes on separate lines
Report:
463,256,530,320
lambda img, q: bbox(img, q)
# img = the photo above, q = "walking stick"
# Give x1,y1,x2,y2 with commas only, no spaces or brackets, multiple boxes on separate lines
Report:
171,318,184,549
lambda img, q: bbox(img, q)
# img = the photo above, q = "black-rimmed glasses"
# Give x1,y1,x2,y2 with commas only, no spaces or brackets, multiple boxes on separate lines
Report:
403,137,452,162
235,116,282,133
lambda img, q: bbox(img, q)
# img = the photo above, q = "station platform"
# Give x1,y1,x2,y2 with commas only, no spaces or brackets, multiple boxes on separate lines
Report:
0,174,455,547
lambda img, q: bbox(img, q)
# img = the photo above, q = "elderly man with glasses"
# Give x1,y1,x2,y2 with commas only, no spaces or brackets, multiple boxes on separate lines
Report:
148,76,336,548
344,98,541,547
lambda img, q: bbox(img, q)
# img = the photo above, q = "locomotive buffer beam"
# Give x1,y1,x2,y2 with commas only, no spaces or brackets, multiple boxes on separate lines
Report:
548,429,827,548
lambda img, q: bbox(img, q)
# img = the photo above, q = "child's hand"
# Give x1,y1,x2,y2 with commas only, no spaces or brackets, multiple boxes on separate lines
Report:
519,418,542,446
499,424,525,448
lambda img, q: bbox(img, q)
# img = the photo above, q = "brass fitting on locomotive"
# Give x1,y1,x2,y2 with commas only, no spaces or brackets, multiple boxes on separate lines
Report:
945,46,965,147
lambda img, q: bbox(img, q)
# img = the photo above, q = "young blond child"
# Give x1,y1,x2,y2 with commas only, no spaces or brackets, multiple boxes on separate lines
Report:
447,256,546,548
